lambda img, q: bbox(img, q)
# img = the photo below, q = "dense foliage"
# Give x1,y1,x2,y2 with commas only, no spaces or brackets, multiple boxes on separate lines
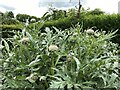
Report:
38,14,120,45
0,11,18,25
16,14,40,23
1,9,120,45
1,25,119,89
0,8,120,89
0,11,39,38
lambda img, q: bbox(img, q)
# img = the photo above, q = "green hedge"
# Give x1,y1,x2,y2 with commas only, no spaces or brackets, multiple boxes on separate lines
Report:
81,14,120,31
80,14,120,44
1,18,20,25
39,14,120,45
40,16,78,30
40,14,120,32
0,24,24,38
2,14,120,45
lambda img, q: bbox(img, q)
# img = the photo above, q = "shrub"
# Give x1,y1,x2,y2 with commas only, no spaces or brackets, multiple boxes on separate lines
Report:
1,18,20,25
37,14,120,44
40,16,78,31
0,24,24,38
80,14,120,44
87,8,105,15
1,25,119,89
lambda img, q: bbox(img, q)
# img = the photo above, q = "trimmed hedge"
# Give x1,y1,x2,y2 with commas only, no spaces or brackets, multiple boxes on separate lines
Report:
38,14,120,45
80,14,120,44
1,13,120,45
1,18,20,25
0,24,23,29
81,14,120,32
40,14,120,32
0,24,24,38
40,16,78,30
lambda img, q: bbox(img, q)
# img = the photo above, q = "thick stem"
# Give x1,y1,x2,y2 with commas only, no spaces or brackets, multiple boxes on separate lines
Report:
77,0,82,18
51,58,54,75
50,52,55,75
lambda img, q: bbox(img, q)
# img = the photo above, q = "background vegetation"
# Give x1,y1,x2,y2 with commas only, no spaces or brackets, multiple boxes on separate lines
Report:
1,25,119,89
0,6,120,89
1,8,119,44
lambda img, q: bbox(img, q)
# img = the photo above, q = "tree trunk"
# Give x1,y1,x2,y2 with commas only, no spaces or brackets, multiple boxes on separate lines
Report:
76,0,82,18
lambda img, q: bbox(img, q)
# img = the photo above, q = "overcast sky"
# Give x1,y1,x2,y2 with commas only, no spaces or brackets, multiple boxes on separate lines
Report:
0,0,119,17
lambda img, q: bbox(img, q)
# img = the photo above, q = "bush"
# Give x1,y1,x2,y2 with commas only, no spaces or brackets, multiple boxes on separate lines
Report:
1,25,119,89
1,18,20,25
81,14,120,31
37,14,120,44
40,14,120,32
40,16,78,31
80,14,120,44
87,8,105,15
0,24,24,38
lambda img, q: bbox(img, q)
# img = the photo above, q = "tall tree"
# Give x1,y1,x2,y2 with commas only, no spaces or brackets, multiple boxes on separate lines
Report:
7,11,14,18
16,14,30,22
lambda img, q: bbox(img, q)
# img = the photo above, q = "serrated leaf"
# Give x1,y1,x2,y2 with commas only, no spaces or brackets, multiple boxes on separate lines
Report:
109,73,118,84
2,39,9,53
67,84,73,88
50,81,61,88
28,59,40,67
26,31,33,41
28,55,41,67
73,56,81,71
39,76,47,81
98,74,106,86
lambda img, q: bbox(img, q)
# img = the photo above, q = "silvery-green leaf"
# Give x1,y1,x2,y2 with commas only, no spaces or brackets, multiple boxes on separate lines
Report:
26,77,35,83
73,56,80,71
2,39,9,53
39,76,47,81
28,59,40,67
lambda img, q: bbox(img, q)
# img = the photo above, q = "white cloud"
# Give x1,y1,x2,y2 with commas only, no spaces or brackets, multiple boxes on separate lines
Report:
85,0,119,14
0,0,47,17
0,7,6,12
0,0,39,9
13,7,47,17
